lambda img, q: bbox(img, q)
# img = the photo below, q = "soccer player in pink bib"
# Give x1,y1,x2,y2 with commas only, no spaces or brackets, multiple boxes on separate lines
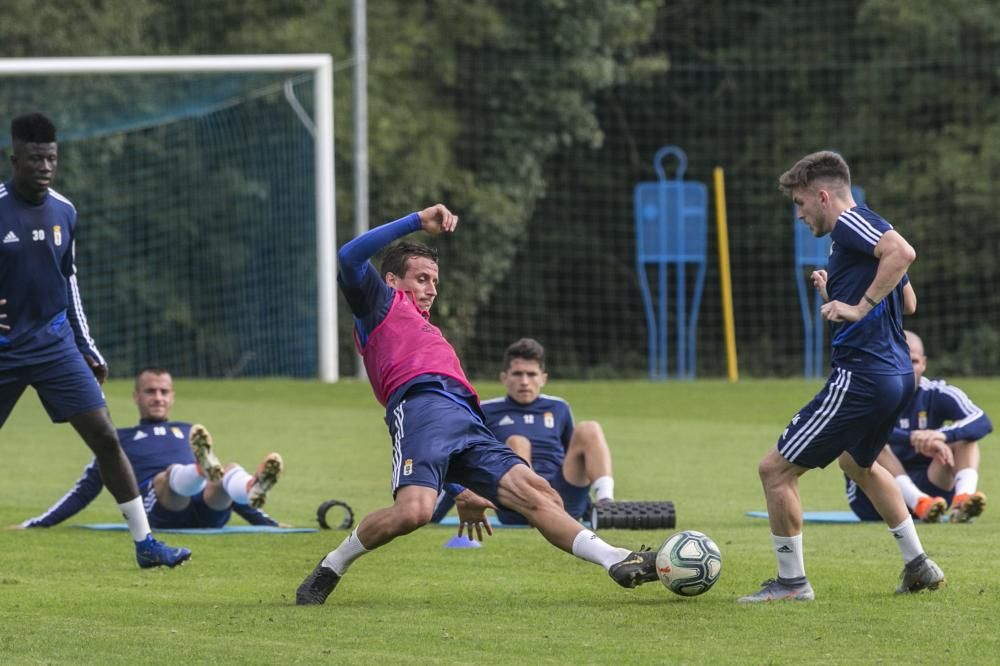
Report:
296,205,656,604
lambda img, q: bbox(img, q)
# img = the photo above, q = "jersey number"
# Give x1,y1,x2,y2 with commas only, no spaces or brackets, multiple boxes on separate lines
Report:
32,229,46,241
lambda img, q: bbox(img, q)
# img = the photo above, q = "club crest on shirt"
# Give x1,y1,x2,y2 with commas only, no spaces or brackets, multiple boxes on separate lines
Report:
403,458,413,476
917,411,927,429
544,412,554,428
53,225,62,246
171,427,184,439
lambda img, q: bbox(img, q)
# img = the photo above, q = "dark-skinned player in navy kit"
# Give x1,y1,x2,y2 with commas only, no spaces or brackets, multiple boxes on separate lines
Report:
0,113,189,568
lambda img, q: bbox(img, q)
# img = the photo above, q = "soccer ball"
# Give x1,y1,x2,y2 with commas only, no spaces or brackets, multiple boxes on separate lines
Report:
655,530,722,596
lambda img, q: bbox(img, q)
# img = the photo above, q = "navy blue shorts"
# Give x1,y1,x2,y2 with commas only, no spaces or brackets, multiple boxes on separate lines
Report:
847,469,954,521
496,471,591,525
778,368,914,469
142,481,232,529
0,350,106,426
387,391,525,505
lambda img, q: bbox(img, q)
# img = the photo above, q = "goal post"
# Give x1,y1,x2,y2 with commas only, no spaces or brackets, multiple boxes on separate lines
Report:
0,55,338,382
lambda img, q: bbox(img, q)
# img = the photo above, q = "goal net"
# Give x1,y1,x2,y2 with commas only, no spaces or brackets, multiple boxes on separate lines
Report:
0,56,336,380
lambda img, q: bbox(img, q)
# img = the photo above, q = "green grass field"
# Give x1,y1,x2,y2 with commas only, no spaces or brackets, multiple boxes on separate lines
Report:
2,377,999,664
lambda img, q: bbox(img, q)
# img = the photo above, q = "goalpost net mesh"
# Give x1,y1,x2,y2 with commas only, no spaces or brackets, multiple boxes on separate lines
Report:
1,72,319,378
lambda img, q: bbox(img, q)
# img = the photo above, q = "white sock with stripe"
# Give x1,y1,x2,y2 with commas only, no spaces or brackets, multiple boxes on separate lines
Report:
772,533,805,580
895,474,926,510
571,529,631,570
119,496,152,542
592,476,615,502
889,516,924,563
223,466,253,505
322,527,371,575
168,464,207,497
954,468,979,497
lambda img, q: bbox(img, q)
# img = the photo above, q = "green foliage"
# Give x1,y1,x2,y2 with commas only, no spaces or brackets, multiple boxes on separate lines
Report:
0,0,664,376
2,1,999,377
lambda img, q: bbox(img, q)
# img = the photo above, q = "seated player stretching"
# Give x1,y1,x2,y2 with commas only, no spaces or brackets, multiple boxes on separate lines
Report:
22,367,284,530
296,205,658,605
433,337,616,525
847,330,992,523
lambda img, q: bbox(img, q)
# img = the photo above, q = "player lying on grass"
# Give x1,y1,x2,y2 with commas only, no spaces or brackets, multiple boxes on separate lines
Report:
432,337,617,525
20,367,284,531
847,329,991,523
296,205,658,605
1,113,187,568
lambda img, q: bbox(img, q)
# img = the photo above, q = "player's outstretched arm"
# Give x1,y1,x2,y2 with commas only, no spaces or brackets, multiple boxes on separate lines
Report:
418,204,458,236
21,462,104,527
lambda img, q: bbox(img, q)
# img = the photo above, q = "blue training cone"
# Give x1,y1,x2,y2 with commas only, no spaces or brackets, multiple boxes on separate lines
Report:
445,535,482,549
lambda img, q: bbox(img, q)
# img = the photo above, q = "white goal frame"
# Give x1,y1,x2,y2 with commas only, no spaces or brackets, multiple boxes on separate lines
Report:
0,55,339,381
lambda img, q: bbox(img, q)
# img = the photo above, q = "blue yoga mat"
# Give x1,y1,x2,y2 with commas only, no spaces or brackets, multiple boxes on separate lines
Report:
746,511,860,524
77,523,317,535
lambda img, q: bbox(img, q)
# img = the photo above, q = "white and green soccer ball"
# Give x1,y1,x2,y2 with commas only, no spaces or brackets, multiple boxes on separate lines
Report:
655,530,723,596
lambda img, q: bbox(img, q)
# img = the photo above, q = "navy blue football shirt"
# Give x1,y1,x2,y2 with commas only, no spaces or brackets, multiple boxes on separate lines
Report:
0,180,103,368
826,205,910,374
480,394,574,480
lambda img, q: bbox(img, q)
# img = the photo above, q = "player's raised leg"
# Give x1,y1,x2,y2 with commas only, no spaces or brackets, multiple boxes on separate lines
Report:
248,453,284,508
151,462,205,511
563,420,616,504
189,424,223,481
217,453,284,508
875,445,947,522
71,408,191,568
496,465,656,588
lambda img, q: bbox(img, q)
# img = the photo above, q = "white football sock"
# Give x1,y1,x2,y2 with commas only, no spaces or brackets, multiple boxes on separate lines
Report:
592,476,615,502
889,516,924,563
954,468,979,497
322,527,371,575
771,533,805,580
895,474,925,510
119,496,152,542
571,529,631,570
222,466,253,505
168,464,207,497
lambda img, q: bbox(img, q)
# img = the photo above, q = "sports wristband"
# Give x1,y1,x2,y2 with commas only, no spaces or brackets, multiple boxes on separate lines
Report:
863,294,879,307
443,483,466,498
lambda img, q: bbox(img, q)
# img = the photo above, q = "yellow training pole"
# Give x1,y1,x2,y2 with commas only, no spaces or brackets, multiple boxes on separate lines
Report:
713,167,739,381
